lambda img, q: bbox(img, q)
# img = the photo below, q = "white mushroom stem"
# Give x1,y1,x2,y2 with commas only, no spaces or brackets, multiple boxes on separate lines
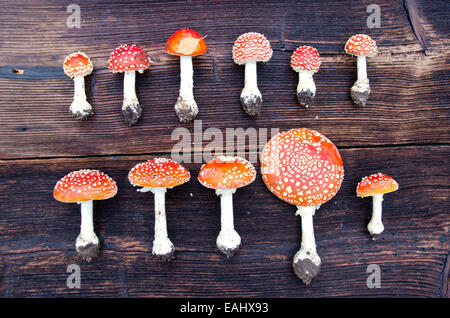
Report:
294,206,321,268
123,70,138,107
367,194,384,237
70,76,92,117
140,187,174,257
76,200,98,248
179,55,195,102
241,61,261,98
357,55,368,81
297,70,316,95
216,188,241,256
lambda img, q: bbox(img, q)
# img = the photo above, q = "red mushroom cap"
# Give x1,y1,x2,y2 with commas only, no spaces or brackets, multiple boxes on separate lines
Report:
291,46,321,73
63,52,93,78
165,29,207,56
345,34,378,57
108,45,150,73
232,32,273,65
198,156,256,190
356,173,399,197
128,158,190,188
54,169,118,203
261,128,344,207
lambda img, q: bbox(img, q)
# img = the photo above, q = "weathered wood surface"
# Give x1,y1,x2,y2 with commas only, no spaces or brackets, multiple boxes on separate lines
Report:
0,0,448,158
0,0,448,298
0,145,448,297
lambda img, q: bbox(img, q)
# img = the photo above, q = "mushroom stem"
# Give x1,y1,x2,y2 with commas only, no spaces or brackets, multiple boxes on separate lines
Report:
297,70,316,108
241,61,262,116
175,55,198,123
76,200,100,262
216,188,241,257
149,187,174,259
70,76,93,120
293,205,321,284
351,56,370,107
368,194,384,239
122,70,142,126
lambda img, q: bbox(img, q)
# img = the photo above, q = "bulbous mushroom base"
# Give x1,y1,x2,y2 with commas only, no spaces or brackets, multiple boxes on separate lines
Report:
350,79,371,107
152,238,175,261
217,229,241,258
122,101,142,126
292,250,321,285
297,90,315,108
76,235,100,262
70,100,93,120
175,96,198,123
240,94,262,116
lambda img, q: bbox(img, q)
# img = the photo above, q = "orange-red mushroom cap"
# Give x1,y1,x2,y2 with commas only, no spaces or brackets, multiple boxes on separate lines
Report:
63,52,93,78
54,169,118,203
261,128,344,207
291,46,321,73
232,32,273,65
356,173,399,197
198,156,256,190
345,34,378,57
165,29,207,57
128,158,190,188
108,44,150,73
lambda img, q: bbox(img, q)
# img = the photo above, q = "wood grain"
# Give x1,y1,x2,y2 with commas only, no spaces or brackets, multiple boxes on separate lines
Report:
0,0,448,159
0,145,448,297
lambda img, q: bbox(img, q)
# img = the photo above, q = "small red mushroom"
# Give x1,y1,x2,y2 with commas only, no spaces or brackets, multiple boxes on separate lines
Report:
345,34,378,107
290,46,321,108
198,156,256,257
128,158,190,259
63,52,94,119
108,44,150,126
357,173,399,239
232,32,273,116
261,128,344,284
53,169,118,261
166,29,207,123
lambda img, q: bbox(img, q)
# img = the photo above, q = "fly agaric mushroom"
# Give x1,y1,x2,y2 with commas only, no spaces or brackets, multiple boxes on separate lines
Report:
53,169,118,261
128,158,190,259
232,32,273,116
108,44,150,126
357,173,399,239
166,29,207,123
345,34,377,107
290,46,321,108
198,156,256,257
261,128,344,284
63,52,94,120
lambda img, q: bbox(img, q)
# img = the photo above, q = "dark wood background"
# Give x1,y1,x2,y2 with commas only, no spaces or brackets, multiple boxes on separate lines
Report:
0,0,448,297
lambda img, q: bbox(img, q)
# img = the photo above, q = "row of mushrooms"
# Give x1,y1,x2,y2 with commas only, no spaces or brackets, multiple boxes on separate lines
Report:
53,128,398,285
63,31,378,124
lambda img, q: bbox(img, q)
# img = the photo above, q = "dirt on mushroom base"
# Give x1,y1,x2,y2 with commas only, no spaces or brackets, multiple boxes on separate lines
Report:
297,90,315,108
175,97,198,123
293,257,321,285
122,103,142,126
240,94,262,116
76,242,100,262
351,85,371,107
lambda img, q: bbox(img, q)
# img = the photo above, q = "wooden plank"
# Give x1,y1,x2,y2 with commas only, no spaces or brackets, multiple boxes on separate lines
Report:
0,145,448,297
0,0,448,159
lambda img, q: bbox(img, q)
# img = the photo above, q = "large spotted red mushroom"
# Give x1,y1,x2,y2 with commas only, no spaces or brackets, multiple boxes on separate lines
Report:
198,156,256,257
166,29,207,123
290,46,321,108
108,44,150,126
261,128,344,284
357,173,399,239
53,169,118,261
128,158,190,259
63,52,94,119
232,32,273,116
345,34,378,107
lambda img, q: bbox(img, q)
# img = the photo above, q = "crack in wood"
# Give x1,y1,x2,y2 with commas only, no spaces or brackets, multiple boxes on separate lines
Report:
404,0,428,51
